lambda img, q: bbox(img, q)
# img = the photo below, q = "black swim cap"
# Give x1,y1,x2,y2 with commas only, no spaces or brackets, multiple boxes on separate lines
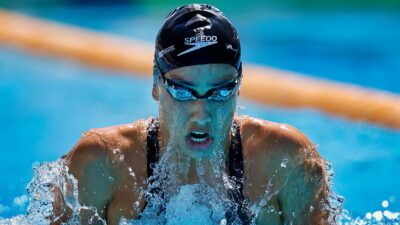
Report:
154,4,241,76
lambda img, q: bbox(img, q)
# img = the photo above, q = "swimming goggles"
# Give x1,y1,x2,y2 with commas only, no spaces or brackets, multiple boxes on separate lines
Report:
160,73,241,102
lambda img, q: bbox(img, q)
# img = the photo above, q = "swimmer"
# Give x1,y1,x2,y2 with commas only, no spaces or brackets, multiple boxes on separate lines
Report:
52,4,333,225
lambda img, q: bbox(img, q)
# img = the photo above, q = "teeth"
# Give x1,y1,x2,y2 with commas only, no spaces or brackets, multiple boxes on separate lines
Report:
190,131,209,142
190,136,207,142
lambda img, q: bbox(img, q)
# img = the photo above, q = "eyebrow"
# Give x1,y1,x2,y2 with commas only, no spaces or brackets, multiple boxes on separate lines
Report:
209,78,237,87
167,77,195,87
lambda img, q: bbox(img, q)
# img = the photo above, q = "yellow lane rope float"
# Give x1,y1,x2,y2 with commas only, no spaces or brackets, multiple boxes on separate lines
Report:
1,10,399,129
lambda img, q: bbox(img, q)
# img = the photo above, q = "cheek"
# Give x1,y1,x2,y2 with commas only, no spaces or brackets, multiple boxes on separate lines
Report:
214,93,238,113
214,101,235,117
158,90,187,128
211,96,237,129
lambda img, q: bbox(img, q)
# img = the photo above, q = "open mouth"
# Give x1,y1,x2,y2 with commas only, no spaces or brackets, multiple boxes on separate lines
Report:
190,131,209,142
185,131,213,150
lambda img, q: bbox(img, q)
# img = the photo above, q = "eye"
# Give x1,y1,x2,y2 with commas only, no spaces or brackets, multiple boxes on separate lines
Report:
209,87,234,101
174,87,193,100
217,87,232,97
221,88,234,96
165,81,194,101
209,80,238,101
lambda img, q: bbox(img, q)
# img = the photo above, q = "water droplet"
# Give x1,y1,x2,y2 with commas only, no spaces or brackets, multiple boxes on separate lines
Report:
382,200,389,208
128,167,136,178
280,158,288,168
383,210,400,220
13,195,28,208
280,124,289,131
220,218,227,225
267,205,276,213
372,210,383,221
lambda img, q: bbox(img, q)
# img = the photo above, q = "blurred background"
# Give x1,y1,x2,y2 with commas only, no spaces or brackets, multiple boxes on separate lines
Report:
0,0,399,221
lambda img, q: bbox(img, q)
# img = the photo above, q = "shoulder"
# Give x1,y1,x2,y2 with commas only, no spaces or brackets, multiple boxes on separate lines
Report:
238,116,330,216
65,118,150,175
237,115,319,161
237,115,326,184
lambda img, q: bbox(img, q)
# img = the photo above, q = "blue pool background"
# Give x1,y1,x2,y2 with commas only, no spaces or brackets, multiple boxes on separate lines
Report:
0,4,399,220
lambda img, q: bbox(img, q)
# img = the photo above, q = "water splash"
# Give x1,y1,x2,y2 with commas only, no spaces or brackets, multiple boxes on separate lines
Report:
124,115,249,224
0,159,79,224
325,160,345,224
0,121,398,224
325,161,399,225
339,209,400,225
0,159,106,225
129,183,229,225
1,157,398,225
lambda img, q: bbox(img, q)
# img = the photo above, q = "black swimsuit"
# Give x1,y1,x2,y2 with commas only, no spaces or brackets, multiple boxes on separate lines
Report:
145,118,253,224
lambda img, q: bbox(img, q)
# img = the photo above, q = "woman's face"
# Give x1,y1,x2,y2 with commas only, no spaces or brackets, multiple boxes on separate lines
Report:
155,63,240,158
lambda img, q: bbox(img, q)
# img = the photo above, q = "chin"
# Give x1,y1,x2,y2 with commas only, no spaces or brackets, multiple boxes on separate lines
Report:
182,147,214,159
179,144,216,159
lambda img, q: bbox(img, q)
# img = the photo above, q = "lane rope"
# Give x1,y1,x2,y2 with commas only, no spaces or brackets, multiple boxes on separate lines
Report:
1,10,399,129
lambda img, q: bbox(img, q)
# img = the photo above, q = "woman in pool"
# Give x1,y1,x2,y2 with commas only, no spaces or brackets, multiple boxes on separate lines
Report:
52,4,333,225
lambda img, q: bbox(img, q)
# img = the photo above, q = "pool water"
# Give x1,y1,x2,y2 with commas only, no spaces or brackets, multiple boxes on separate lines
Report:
0,4,399,224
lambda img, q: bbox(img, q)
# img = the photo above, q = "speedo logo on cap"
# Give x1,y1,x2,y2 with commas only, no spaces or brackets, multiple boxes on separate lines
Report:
177,35,218,56
158,45,175,58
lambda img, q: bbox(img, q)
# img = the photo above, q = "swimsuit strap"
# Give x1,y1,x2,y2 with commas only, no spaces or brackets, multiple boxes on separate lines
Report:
142,117,161,216
228,119,245,192
227,119,254,224
146,117,160,178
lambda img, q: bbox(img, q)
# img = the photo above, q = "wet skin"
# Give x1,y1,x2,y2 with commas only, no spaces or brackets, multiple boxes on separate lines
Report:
52,64,332,225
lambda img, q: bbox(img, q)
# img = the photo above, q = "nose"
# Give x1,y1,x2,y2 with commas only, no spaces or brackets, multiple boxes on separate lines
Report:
189,99,211,126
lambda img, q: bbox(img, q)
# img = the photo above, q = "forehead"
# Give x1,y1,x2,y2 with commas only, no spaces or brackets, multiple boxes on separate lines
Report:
164,64,238,87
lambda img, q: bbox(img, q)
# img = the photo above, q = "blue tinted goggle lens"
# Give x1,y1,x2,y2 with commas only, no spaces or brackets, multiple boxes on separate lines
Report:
162,76,240,101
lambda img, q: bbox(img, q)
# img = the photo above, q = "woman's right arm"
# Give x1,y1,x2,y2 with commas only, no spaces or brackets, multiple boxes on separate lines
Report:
50,131,118,225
